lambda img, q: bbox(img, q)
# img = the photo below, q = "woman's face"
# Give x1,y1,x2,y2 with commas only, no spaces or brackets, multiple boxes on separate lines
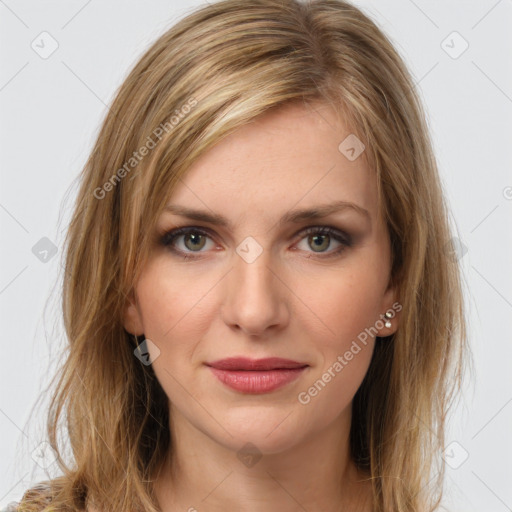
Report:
124,100,399,455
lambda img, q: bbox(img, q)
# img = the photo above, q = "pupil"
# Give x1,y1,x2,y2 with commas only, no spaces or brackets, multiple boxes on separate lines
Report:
311,234,328,251
185,233,204,250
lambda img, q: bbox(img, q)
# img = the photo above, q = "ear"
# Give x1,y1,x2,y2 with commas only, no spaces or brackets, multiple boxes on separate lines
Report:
375,281,402,337
122,289,145,336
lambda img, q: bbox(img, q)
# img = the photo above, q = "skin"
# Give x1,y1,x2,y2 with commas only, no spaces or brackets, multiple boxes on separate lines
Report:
122,100,400,512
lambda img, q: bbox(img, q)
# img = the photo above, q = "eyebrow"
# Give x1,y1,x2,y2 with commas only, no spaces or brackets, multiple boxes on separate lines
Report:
163,200,371,229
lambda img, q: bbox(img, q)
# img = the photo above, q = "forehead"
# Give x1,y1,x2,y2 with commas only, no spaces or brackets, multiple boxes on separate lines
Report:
165,101,378,228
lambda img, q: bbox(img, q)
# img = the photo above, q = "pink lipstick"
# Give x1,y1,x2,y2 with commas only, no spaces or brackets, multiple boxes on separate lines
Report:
206,357,308,394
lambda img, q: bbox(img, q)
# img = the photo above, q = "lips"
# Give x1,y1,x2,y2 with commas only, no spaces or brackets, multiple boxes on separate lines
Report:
205,357,309,394
206,357,308,371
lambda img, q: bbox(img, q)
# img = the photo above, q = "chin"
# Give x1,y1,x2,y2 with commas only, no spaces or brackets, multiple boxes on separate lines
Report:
208,408,309,455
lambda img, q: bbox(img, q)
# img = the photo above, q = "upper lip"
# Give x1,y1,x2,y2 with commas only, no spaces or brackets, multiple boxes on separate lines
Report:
206,357,309,371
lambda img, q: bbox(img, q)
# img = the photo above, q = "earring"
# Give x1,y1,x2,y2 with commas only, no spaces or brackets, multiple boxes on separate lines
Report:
384,311,393,328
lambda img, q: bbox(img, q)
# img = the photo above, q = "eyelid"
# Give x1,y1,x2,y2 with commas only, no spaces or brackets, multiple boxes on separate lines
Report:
301,225,352,245
159,224,353,260
159,226,218,249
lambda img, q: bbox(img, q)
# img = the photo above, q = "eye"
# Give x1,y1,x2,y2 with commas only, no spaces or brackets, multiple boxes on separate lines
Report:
160,227,216,258
295,226,352,259
159,225,352,260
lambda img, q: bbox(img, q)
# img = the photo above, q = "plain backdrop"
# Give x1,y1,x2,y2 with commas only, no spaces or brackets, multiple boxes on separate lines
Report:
1,0,511,510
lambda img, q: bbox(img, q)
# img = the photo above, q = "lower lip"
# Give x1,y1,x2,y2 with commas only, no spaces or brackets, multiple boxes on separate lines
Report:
208,366,307,394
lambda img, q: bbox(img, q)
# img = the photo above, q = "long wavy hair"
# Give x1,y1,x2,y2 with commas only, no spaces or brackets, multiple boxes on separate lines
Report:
17,0,468,511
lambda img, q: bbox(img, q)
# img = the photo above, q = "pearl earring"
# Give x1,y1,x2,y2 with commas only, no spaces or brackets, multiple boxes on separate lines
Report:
384,311,393,328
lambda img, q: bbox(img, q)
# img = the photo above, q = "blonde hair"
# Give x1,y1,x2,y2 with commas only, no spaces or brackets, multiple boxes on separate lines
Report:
17,0,468,511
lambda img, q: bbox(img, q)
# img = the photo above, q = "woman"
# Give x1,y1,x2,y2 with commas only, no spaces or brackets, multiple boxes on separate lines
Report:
9,0,468,510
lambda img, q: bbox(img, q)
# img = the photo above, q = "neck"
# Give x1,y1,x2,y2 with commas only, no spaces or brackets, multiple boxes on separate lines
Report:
154,404,372,512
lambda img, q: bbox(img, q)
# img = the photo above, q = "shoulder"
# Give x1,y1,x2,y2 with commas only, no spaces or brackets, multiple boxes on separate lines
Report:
5,480,99,512
3,481,54,511
0,503,19,512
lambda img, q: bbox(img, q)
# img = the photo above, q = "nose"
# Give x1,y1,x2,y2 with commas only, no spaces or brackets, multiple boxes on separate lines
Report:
221,248,289,338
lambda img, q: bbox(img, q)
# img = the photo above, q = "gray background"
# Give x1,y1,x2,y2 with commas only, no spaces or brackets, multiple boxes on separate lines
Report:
1,0,511,510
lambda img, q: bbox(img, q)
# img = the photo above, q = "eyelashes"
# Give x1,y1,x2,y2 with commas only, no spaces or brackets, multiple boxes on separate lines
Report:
160,227,217,258
159,225,353,261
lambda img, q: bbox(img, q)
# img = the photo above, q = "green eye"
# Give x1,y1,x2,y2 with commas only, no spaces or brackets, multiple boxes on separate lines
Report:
160,225,352,260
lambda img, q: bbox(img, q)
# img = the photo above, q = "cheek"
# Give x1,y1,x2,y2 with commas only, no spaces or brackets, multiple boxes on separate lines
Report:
134,260,228,392
295,263,383,349
296,343,373,435
291,259,383,407
136,259,215,342
294,272,379,422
